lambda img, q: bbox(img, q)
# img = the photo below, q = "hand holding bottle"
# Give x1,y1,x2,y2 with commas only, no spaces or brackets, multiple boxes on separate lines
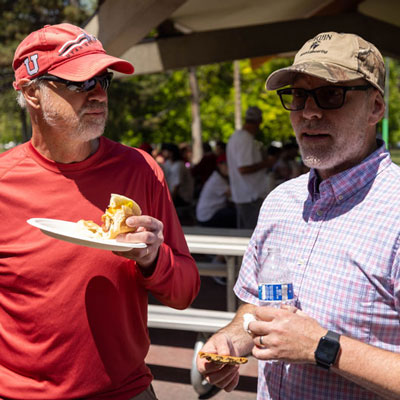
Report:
248,306,325,364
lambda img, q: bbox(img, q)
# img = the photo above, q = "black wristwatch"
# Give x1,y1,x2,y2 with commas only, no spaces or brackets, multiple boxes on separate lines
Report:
314,330,341,370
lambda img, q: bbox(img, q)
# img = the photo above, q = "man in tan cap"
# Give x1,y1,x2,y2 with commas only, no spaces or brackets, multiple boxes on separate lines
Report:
197,32,400,399
1,23,200,399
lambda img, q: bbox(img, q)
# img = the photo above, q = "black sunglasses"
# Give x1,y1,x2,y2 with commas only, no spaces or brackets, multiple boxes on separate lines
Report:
37,72,113,93
277,84,372,111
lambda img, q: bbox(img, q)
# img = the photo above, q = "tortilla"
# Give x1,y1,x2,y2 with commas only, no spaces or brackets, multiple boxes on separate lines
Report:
77,194,141,239
198,351,248,365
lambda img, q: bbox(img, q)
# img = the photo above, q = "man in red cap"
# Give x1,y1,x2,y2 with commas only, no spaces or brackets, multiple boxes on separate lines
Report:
1,23,200,399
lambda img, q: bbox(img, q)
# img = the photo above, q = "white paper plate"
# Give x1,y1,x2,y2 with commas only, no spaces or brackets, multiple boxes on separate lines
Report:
27,218,147,252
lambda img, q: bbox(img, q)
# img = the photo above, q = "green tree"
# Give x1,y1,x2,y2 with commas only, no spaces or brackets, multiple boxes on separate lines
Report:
196,62,235,143
106,58,295,149
239,57,294,146
386,58,400,147
107,69,192,148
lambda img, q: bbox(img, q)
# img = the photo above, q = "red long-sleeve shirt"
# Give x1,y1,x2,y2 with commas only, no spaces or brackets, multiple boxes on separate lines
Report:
0,137,200,399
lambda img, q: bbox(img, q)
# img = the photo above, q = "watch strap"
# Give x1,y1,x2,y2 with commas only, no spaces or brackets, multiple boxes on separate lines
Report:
325,330,340,342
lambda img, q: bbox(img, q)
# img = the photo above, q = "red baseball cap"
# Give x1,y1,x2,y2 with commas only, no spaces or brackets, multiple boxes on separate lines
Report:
13,23,134,90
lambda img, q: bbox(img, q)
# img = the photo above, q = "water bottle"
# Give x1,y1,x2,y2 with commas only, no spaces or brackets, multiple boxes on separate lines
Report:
258,247,295,307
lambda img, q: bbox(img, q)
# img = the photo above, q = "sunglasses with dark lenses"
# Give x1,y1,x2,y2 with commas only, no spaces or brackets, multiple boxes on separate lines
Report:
277,84,372,111
38,72,113,93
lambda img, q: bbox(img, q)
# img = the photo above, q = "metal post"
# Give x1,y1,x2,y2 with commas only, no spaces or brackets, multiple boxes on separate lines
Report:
382,57,390,148
234,60,242,130
189,66,203,164
226,256,236,312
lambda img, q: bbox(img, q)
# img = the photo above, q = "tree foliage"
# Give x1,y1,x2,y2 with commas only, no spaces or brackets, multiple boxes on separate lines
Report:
106,58,294,149
386,58,400,147
239,58,294,146
105,55,400,150
106,69,191,147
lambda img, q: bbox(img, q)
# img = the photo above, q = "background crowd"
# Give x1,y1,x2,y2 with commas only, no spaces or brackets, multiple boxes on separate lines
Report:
139,113,308,229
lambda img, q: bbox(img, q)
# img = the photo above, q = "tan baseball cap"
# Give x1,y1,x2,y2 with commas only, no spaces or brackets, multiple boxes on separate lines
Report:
266,32,385,95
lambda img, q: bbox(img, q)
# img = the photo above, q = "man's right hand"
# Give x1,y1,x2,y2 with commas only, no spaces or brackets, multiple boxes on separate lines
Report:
196,332,241,392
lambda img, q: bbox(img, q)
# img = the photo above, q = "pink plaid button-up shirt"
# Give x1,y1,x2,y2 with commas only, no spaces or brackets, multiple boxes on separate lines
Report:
234,141,400,399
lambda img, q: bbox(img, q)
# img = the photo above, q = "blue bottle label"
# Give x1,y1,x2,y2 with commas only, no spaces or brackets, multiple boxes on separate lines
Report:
258,283,294,301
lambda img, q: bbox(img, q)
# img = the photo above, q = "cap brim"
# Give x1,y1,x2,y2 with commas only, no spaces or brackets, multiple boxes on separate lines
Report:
48,52,134,80
265,62,363,90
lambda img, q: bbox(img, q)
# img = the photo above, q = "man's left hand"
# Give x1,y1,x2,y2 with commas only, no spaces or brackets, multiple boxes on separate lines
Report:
248,306,326,364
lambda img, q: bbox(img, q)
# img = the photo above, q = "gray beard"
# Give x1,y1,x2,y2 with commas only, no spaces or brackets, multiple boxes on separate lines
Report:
41,87,107,142
302,155,322,168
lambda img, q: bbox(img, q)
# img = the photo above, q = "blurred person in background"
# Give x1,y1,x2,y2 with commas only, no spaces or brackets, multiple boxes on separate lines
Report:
215,140,227,157
227,106,278,229
272,141,305,186
196,153,236,228
161,143,194,224
191,142,218,199
180,142,193,168
263,144,283,194
139,142,153,155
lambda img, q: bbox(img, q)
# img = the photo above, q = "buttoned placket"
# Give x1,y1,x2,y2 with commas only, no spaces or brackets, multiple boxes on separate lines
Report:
294,180,336,307
267,183,334,399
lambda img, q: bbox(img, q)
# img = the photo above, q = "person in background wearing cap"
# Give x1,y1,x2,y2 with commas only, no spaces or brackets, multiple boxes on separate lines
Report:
1,23,200,400
226,106,278,229
197,31,400,399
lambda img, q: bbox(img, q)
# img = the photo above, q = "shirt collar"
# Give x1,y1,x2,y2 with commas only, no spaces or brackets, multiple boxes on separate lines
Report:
307,139,391,203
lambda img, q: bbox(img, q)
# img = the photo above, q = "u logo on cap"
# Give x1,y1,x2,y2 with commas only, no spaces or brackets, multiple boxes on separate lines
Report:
24,54,39,76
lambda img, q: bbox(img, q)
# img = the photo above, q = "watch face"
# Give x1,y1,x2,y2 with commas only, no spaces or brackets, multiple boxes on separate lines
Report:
317,337,340,365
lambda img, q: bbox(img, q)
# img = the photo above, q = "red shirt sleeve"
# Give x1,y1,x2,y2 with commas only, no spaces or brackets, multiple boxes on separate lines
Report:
134,151,200,309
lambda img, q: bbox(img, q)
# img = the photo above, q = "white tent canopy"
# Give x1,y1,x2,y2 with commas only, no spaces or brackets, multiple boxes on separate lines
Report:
85,0,400,75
